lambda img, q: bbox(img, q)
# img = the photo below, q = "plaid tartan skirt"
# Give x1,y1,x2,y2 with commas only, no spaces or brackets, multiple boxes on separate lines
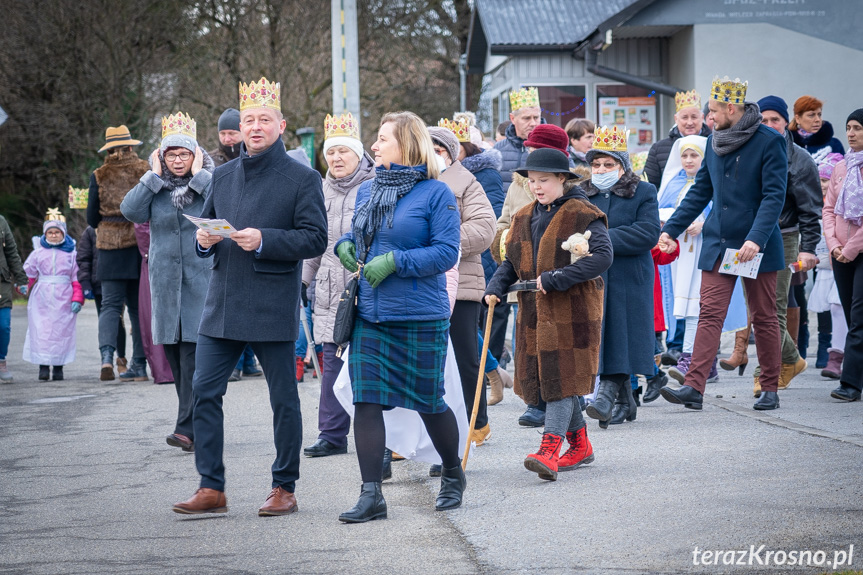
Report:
349,317,450,414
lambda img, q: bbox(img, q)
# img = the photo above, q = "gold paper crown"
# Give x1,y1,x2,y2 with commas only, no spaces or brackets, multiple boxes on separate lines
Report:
438,118,470,143
675,90,702,113
509,86,539,112
592,125,629,152
239,77,281,111
45,207,66,223
324,112,360,140
68,185,88,210
710,76,747,104
161,111,196,141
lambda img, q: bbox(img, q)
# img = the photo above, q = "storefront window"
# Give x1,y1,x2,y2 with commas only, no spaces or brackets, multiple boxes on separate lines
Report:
596,84,658,154
537,86,587,128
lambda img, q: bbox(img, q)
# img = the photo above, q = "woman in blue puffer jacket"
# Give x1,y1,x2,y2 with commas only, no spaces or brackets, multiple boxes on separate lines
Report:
334,111,464,523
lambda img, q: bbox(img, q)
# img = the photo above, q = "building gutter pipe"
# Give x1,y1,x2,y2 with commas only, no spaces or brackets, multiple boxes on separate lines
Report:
584,48,681,97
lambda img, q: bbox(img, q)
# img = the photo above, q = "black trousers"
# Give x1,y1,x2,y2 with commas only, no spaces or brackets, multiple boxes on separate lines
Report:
192,335,301,493
98,279,142,360
452,300,487,429
163,342,196,439
832,257,863,391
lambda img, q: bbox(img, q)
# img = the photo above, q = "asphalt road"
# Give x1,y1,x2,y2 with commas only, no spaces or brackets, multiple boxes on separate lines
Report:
1,304,861,574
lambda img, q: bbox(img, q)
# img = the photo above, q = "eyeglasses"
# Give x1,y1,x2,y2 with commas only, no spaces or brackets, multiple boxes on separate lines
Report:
165,152,193,162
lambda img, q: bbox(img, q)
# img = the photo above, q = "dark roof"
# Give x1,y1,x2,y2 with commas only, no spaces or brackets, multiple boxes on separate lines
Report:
467,0,647,72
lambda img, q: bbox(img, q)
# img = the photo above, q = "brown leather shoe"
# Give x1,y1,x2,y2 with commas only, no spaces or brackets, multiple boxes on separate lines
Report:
172,488,227,514
258,486,298,516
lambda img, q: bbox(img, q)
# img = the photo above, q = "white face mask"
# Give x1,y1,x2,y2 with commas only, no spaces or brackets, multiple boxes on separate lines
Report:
435,154,447,173
591,170,620,190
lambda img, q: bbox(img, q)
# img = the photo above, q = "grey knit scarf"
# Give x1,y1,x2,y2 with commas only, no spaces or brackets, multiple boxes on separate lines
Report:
711,102,762,156
352,166,424,257
152,149,215,209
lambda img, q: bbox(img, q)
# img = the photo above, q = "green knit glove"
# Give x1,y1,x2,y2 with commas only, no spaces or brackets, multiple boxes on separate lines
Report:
363,252,396,288
337,241,358,273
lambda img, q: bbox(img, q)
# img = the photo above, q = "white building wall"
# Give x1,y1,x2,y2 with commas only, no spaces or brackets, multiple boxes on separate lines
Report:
691,22,862,147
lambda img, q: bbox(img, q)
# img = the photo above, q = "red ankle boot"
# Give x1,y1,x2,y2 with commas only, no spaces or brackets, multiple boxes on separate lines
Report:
524,433,564,481
558,425,594,471
295,356,305,382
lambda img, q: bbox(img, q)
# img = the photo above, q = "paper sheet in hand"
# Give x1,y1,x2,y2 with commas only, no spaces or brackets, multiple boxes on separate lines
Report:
719,248,763,279
183,214,237,238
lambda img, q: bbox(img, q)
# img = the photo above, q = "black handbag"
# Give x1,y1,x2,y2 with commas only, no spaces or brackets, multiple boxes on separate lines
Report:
333,235,374,357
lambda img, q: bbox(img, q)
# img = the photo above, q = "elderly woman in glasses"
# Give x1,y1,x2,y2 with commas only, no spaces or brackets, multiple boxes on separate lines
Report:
121,113,215,454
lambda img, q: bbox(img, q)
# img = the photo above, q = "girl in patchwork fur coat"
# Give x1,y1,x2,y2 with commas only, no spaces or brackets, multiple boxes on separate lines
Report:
485,148,612,481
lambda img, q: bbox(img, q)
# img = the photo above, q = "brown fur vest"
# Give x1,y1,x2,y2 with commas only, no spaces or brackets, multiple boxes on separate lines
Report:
506,198,606,403
93,149,149,250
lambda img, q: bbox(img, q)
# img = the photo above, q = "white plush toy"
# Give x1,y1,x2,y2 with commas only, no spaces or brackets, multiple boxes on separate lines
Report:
561,230,592,264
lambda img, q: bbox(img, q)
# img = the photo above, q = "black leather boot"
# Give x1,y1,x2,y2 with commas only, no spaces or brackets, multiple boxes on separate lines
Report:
38,365,50,381
382,448,392,481
52,366,64,381
610,381,637,424
339,482,387,523
586,379,616,428
643,370,668,403
753,391,780,411
435,464,466,511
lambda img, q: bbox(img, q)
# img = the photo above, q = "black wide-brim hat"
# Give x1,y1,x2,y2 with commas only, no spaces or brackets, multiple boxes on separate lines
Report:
515,147,577,178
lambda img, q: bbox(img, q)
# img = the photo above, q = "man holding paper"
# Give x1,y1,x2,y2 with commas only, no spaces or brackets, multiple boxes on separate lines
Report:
657,76,787,411
172,77,327,516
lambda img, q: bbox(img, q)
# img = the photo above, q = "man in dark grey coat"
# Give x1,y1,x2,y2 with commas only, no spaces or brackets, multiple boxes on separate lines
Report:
172,78,327,517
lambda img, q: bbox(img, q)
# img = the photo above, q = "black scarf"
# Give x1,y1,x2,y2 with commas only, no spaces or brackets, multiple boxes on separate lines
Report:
352,165,425,257
711,102,762,156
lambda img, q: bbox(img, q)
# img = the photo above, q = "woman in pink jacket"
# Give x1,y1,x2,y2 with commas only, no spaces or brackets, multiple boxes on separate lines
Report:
822,108,863,402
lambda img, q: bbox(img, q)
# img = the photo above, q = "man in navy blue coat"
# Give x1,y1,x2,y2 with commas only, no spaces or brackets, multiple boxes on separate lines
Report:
657,77,787,412
173,78,327,516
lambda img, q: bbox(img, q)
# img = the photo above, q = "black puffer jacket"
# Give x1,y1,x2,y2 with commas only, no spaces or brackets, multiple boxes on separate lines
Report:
779,130,823,254
644,124,712,189
76,226,101,296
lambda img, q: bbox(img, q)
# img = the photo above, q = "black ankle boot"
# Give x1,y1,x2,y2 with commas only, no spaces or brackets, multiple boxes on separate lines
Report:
52,366,64,381
38,365,50,381
610,381,637,424
586,379,616,427
382,448,392,481
643,370,668,403
435,464,466,511
339,482,387,523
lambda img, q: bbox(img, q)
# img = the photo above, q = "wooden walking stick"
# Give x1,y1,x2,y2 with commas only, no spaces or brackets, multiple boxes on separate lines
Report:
463,295,497,471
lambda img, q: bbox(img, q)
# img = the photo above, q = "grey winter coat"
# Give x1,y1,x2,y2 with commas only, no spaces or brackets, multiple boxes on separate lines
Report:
303,154,375,343
438,161,497,302
120,162,213,345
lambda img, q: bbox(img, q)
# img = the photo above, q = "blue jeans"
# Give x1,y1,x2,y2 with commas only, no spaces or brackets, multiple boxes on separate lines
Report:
296,304,322,358
0,307,11,360
477,332,498,373
234,345,256,371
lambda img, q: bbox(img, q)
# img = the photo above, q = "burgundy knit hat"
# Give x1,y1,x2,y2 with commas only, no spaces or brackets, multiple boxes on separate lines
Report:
523,124,570,156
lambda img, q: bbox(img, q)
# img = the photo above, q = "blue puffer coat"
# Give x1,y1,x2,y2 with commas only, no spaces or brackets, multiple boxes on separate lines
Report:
336,164,460,323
